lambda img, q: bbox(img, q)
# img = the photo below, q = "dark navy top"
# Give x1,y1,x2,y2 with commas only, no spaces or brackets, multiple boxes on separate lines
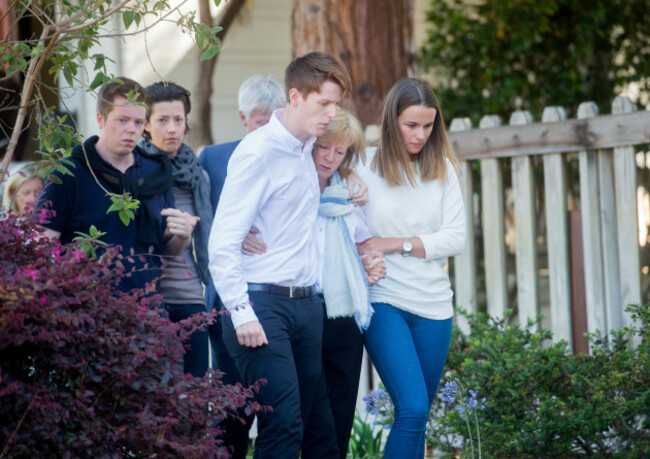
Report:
38,139,174,294
198,140,240,213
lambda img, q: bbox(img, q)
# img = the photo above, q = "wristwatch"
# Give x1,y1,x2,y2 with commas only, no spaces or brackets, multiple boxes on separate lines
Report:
401,237,413,257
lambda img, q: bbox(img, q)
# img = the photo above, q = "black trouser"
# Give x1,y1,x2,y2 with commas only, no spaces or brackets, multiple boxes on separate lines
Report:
210,316,254,459
166,303,209,378
222,291,330,459
302,309,364,459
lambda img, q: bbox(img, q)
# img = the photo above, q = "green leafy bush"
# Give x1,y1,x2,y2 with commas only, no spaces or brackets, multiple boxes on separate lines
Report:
428,306,650,457
348,388,394,458
419,0,650,123
347,411,385,459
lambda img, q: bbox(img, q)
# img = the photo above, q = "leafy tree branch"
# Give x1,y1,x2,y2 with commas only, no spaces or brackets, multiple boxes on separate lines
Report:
1,0,226,184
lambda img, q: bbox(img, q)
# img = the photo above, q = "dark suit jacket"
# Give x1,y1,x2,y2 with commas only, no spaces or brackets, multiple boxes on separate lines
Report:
198,140,240,312
198,140,241,213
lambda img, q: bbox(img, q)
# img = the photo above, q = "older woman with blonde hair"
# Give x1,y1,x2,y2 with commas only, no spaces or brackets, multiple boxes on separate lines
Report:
304,108,384,458
3,164,44,215
243,108,385,458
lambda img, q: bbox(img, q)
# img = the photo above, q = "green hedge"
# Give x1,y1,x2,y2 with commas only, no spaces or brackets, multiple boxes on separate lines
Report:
428,305,650,457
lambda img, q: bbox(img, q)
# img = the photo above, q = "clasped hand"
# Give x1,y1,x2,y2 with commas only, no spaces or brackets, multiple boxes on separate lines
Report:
361,249,386,285
161,208,199,241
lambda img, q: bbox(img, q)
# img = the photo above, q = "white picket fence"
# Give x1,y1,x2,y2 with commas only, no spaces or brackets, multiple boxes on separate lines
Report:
449,96,649,351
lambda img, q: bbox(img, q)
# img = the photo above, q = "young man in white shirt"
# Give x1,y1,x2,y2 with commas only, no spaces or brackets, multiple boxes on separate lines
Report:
199,75,287,459
208,52,351,458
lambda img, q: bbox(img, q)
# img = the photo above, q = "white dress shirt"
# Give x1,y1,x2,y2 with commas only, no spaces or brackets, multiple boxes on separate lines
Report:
356,148,466,320
208,109,321,328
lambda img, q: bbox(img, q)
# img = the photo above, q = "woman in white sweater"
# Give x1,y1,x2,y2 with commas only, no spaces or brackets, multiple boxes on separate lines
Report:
357,78,465,458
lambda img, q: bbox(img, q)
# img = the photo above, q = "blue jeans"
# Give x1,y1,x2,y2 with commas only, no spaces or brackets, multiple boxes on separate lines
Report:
364,303,453,459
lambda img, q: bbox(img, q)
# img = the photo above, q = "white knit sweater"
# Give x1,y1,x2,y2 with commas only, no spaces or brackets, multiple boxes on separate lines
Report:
356,148,466,320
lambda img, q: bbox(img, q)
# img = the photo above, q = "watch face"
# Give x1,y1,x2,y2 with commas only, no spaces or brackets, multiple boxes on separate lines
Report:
402,239,413,254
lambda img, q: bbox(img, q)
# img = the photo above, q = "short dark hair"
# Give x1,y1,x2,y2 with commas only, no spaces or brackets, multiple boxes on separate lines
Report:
143,81,192,139
96,77,146,118
285,52,351,99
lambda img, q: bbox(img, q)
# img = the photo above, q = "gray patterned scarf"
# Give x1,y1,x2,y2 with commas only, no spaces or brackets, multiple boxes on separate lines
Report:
139,140,213,285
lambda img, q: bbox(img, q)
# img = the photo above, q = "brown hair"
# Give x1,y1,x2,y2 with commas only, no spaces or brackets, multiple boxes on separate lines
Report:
96,77,147,119
373,78,459,187
285,52,351,99
316,108,365,179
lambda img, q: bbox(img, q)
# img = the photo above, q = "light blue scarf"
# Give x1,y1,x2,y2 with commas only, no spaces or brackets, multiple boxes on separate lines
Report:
318,172,373,330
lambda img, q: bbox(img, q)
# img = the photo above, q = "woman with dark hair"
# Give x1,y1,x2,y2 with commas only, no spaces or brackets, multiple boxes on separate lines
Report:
356,78,466,458
139,81,212,377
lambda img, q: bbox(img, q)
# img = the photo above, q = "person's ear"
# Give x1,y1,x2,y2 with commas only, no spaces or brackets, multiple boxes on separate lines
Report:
96,111,105,130
238,110,248,127
288,88,302,108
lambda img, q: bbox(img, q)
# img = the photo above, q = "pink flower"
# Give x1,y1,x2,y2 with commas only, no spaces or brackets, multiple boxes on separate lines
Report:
22,268,38,281
38,208,48,224
40,296,47,306
53,246,61,261
71,248,85,261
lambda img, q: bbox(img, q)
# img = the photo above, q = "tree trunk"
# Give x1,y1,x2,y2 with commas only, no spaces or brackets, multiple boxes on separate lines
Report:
191,0,247,149
291,0,415,128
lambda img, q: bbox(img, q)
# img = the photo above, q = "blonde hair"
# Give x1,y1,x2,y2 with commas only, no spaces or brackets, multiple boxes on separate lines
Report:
373,78,459,187
3,164,43,213
316,108,365,179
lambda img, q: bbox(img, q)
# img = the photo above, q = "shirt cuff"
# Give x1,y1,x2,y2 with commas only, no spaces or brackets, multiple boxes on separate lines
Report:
228,302,259,328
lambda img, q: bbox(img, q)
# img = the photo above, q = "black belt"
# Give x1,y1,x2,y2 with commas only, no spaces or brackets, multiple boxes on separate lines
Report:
247,283,315,299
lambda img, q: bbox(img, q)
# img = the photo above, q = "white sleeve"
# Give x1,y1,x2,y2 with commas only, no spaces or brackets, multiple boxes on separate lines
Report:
351,205,373,244
208,149,272,328
418,166,466,261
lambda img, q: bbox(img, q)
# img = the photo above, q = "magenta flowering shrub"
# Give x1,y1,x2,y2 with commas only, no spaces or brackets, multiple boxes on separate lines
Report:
0,210,264,458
